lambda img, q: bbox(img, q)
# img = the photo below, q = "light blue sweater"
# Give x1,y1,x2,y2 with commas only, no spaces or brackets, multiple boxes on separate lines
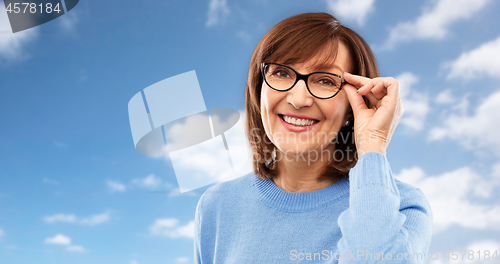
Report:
194,152,433,263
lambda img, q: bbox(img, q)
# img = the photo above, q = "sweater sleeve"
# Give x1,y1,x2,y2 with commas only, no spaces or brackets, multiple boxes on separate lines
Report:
194,193,203,264
337,152,433,263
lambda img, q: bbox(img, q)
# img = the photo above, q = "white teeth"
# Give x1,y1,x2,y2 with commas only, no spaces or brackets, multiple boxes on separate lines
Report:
282,115,316,126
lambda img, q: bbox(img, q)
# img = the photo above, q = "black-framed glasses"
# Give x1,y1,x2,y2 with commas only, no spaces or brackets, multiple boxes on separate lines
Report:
261,62,346,99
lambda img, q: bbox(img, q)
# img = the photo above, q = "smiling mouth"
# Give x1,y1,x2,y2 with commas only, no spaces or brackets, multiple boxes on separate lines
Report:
279,114,319,127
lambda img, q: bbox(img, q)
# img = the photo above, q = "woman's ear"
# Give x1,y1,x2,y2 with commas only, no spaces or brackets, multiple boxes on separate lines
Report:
342,108,353,127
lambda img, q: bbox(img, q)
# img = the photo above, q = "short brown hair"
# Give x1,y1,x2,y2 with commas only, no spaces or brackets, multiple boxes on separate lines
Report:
245,12,378,181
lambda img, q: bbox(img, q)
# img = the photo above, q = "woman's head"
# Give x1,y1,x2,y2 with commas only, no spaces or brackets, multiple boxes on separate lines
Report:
245,12,379,180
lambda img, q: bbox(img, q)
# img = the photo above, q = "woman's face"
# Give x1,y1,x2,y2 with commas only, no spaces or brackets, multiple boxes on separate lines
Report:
260,41,352,159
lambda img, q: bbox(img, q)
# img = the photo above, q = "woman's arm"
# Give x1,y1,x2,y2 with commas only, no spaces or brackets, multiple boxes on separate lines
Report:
340,74,432,263
337,151,433,263
194,193,203,264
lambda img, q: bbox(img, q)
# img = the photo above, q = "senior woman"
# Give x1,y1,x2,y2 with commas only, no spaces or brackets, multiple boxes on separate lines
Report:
194,13,433,263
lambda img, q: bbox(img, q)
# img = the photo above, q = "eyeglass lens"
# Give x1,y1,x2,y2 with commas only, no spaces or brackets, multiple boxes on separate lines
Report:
263,64,342,99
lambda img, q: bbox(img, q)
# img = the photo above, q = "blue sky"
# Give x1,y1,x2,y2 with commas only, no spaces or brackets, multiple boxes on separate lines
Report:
1,0,500,263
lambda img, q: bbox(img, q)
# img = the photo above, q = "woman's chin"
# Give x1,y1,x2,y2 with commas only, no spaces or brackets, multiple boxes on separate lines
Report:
277,144,322,157
275,142,337,163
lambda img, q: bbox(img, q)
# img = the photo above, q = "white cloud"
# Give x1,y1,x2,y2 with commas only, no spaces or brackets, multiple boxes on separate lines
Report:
429,89,500,155
440,92,471,117
165,110,214,152
66,245,86,253
395,166,500,234
492,162,500,177
44,214,77,223
107,180,126,193
44,211,110,225
130,261,139,264
435,89,455,104
163,109,252,192
206,0,230,27
109,175,172,192
131,174,162,189
149,218,194,239
45,234,71,245
0,228,4,239
397,72,429,131
45,234,87,253
166,130,233,189
383,0,491,49
78,211,110,225
466,240,500,251
0,3,37,61
176,257,189,263
445,36,500,80
326,0,375,26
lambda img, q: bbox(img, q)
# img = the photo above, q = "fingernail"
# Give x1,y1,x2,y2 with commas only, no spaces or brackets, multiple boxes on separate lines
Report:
344,72,351,76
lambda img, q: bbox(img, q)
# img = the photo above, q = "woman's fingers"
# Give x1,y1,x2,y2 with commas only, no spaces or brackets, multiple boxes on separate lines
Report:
364,81,386,108
343,73,403,156
344,73,400,112
343,72,371,87
381,77,400,113
343,83,368,116
345,73,387,99
364,92,380,109
370,81,387,99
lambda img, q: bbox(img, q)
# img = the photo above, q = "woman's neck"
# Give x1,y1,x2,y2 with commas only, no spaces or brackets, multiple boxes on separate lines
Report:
272,145,338,192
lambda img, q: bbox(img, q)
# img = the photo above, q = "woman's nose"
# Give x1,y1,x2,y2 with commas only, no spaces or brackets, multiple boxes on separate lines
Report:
286,80,314,109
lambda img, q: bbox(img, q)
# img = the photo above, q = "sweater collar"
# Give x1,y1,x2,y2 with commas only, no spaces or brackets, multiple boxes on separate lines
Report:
251,174,350,212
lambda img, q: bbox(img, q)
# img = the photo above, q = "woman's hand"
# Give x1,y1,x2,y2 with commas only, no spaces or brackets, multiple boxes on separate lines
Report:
342,72,404,157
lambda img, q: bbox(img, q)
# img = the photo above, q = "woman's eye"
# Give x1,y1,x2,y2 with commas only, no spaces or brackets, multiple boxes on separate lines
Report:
274,70,290,78
319,79,334,85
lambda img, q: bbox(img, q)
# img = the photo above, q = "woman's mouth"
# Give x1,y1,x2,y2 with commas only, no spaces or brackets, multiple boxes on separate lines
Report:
279,114,319,127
